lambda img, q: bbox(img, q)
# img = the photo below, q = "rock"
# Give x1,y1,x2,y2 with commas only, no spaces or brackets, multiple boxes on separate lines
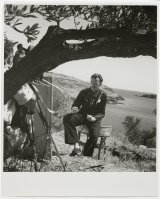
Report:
139,145,147,150
4,127,27,160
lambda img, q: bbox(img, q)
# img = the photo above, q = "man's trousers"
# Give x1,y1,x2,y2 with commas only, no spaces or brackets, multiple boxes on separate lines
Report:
63,112,101,157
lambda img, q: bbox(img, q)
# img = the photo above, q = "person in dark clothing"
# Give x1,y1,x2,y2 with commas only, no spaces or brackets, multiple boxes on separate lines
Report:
63,73,107,157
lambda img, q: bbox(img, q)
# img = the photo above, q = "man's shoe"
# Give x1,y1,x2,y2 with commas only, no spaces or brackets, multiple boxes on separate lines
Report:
70,148,82,156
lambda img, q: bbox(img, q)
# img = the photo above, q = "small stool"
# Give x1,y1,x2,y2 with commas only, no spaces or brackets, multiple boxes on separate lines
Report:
77,125,112,159
96,126,112,159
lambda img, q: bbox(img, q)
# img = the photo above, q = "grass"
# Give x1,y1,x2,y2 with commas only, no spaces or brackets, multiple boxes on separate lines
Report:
3,72,156,172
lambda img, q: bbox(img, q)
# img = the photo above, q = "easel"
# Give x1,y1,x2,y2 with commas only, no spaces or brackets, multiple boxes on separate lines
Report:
29,83,66,172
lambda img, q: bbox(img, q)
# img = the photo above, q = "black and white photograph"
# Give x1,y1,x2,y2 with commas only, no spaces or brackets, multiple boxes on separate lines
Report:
3,2,157,174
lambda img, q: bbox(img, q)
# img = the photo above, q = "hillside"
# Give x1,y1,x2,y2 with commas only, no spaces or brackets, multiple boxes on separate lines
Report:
46,72,123,100
4,72,156,172
43,72,156,172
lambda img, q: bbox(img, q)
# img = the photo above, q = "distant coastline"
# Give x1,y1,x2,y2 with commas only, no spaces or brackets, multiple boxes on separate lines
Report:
136,94,157,99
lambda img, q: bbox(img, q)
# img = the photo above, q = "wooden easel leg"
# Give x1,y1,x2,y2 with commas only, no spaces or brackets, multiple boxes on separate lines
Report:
50,134,66,172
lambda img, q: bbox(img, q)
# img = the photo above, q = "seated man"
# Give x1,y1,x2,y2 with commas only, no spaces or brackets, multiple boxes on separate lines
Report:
63,73,107,157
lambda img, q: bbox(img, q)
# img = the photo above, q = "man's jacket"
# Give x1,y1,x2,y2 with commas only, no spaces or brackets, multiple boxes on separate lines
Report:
72,87,107,120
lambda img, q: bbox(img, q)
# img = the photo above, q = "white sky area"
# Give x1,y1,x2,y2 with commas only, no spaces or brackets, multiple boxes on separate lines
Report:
5,7,157,94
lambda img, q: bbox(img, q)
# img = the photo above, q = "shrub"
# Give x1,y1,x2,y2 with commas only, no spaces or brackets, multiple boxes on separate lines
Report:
122,116,141,144
122,116,156,148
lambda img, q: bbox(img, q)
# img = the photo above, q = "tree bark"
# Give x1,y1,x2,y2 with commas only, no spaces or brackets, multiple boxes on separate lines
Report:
4,26,157,104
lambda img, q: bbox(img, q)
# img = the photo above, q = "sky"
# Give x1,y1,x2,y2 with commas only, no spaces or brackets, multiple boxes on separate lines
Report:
5,7,157,94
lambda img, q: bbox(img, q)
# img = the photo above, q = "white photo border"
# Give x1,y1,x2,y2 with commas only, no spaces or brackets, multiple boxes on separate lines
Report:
0,0,159,197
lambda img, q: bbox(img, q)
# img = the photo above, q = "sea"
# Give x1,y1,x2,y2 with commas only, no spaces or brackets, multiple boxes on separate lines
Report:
102,88,157,140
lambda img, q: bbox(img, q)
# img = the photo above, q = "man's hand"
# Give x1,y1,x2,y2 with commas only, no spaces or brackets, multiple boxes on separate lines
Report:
71,106,79,113
87,114,96,122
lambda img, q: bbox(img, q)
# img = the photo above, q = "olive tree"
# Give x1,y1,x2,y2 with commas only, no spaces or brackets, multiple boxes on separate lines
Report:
4,5,157,103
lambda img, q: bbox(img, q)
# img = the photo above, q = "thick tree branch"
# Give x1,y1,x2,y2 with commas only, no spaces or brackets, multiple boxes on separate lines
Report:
64,38,156,61
49,26,157,41
4,26,157,104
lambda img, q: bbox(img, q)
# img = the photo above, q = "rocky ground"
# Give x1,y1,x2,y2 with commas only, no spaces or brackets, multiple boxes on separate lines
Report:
4,130,156,172
49,131,140,172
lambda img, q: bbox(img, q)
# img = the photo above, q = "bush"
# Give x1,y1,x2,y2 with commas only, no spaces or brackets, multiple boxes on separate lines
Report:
122,116,156,148
122,116,141,144
140,127,156,148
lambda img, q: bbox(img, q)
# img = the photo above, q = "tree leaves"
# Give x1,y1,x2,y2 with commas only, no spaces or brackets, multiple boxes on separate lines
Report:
22,5,27,12
27,36,36,43
14,22,22,26
6,4,13,14
30,23,39,31
23,23,40,42
5,5,40,43
30,5,36,12
4,5,157,44
22,14,37,18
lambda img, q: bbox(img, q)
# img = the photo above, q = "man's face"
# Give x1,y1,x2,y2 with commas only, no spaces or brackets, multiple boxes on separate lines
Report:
90,77,101,88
